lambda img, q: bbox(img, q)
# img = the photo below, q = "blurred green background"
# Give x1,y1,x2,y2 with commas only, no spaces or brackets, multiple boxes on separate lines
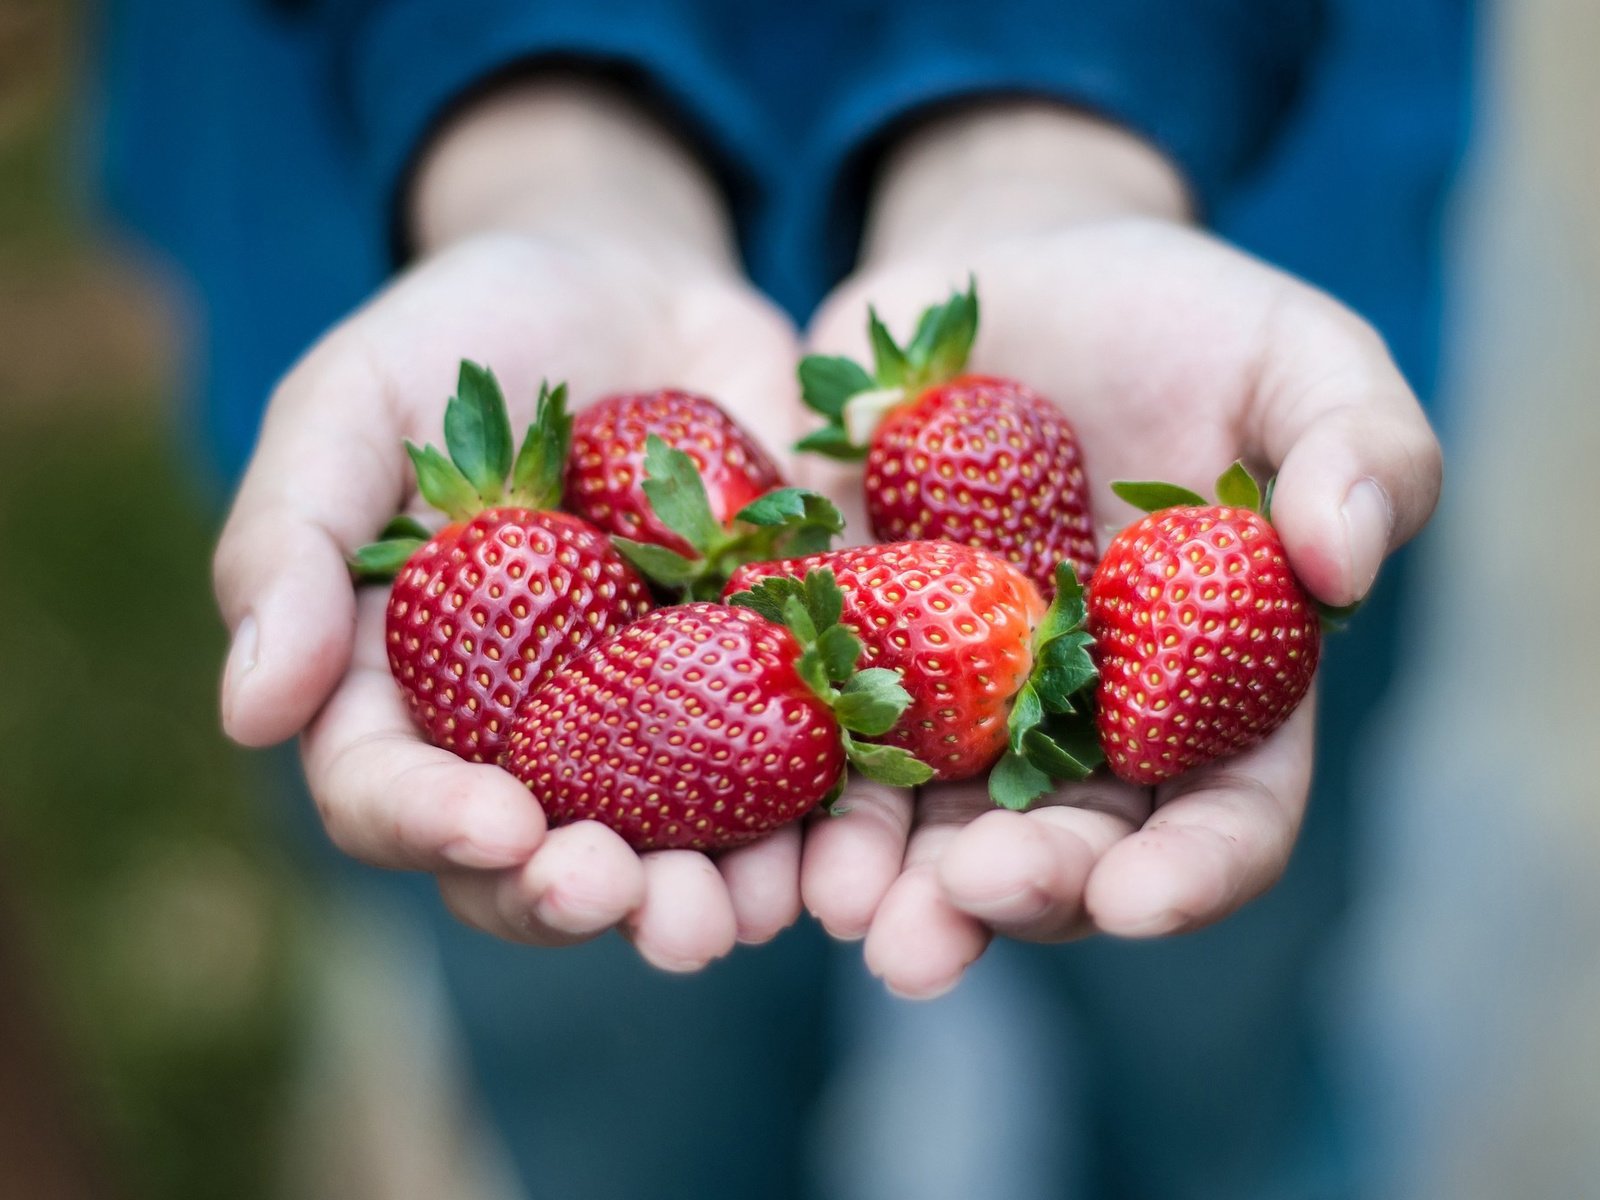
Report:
0,3,302,1196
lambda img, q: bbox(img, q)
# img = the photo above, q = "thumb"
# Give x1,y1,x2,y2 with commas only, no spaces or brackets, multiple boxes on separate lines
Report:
1253,302,1443,607
214,346,406,746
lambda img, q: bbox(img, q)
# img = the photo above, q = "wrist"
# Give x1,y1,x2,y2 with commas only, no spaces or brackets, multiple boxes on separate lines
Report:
862,101,1192,266
407,74,739,280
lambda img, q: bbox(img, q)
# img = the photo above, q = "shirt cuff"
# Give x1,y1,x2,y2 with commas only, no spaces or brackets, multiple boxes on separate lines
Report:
340,0,774,263
789,0,1322,306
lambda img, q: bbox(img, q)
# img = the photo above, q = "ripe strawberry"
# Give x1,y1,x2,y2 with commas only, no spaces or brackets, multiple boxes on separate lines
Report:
797,282,1097,594
351,363,652,763
727,541,1102,808
565,389,783,557
1088,463,1321,785
502,575,932,852
607,435,844,600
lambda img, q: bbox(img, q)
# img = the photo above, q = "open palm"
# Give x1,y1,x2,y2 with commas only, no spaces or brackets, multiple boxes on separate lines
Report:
214,232,810,970
796,217,1441,997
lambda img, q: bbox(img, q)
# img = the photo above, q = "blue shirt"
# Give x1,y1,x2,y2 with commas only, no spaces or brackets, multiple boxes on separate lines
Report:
90,0,1473,490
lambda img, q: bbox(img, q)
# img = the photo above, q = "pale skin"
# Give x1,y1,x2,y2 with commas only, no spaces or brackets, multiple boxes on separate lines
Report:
214,80,1441,991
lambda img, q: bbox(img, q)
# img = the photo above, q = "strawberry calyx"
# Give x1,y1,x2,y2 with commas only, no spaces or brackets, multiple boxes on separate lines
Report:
795,279,979,459
989,562,1105,810
1112,460,1361,633
349,361,571,581
729,568,935,799
614,435,845,600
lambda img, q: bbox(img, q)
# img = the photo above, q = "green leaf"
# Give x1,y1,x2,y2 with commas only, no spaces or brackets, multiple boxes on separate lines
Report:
379,514,432,542
444,361,513,503
905,279,978,383
1033,563,1088,645
795,426,871,461
832,669,911,736
784,523,837,557
726,576,805,625
639,434,723,554
867,306,910,388
843,733,935,787
612,537,703,588
815,624,861,682
406,442,480,521
801,567,844,633
1111,480,1208,513
1034,632,1098,712
988,750,1055,811
798,355,876,419
348,538,426,581
794,648,832,699
508,380,572,509
1007,682,1044,755
1020,724,1101,780
781,594,818,645
734,487,810,526
1214,461,1262,512
1261,475,1277,522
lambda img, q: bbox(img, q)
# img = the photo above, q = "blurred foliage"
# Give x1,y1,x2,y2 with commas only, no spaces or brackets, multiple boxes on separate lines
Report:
0,1,305,1197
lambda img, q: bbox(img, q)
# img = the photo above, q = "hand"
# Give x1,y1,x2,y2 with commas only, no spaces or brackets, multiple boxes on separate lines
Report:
795,105,1442,997
213,79,806,970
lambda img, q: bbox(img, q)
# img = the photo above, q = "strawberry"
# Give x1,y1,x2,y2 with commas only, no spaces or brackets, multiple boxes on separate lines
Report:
1088,463,1321,785
565,389,784,557
607,435,844,600
727,541,1102,808
797,282,1097,594
502,573,932,852
351,363,652,763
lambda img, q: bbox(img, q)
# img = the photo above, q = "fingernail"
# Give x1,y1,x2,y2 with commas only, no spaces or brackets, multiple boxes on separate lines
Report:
958,884,1050,924
1112,908,1183,938
221,615,258,729
886,975,961,1002
1340,478,1393,602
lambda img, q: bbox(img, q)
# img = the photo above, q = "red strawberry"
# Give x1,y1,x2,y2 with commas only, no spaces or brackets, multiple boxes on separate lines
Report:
607,435,844,600
727,541,1102,807
502,575,932,852
351,363,652,763
797,283,1097,594
565,389,783,557
1088,464,1321,785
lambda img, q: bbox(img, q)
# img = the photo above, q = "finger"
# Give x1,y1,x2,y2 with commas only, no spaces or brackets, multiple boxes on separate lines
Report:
716,825,803,945
437,820,646,946
624,850,739,973
1084,690,1317,937
215,338,407,746
800,781,914,939
938,779,1148,941
300,595,545,871
859,784,1004,999
1251,294,1443,606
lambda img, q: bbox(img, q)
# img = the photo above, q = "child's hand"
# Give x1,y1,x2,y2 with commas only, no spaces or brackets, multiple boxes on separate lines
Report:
793,106,1442,997
213,80,807,969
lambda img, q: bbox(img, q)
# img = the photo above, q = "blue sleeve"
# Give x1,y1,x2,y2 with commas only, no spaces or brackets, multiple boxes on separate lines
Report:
794,0,1325,285
309,0,775,259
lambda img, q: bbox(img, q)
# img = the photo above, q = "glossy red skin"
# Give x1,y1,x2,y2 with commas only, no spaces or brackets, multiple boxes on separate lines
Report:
865,375,1097,596
502,603,845,852
387,509,652,763
728,541,1046,781
565,390,785,557
1087,506,1320,785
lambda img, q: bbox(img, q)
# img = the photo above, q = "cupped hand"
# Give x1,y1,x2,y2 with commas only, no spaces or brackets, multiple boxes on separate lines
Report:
797,216,1441,996
214,231,809,968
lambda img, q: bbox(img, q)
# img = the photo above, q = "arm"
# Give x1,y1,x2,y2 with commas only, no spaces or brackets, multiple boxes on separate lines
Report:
215,75,806,967
799,103,1441,996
